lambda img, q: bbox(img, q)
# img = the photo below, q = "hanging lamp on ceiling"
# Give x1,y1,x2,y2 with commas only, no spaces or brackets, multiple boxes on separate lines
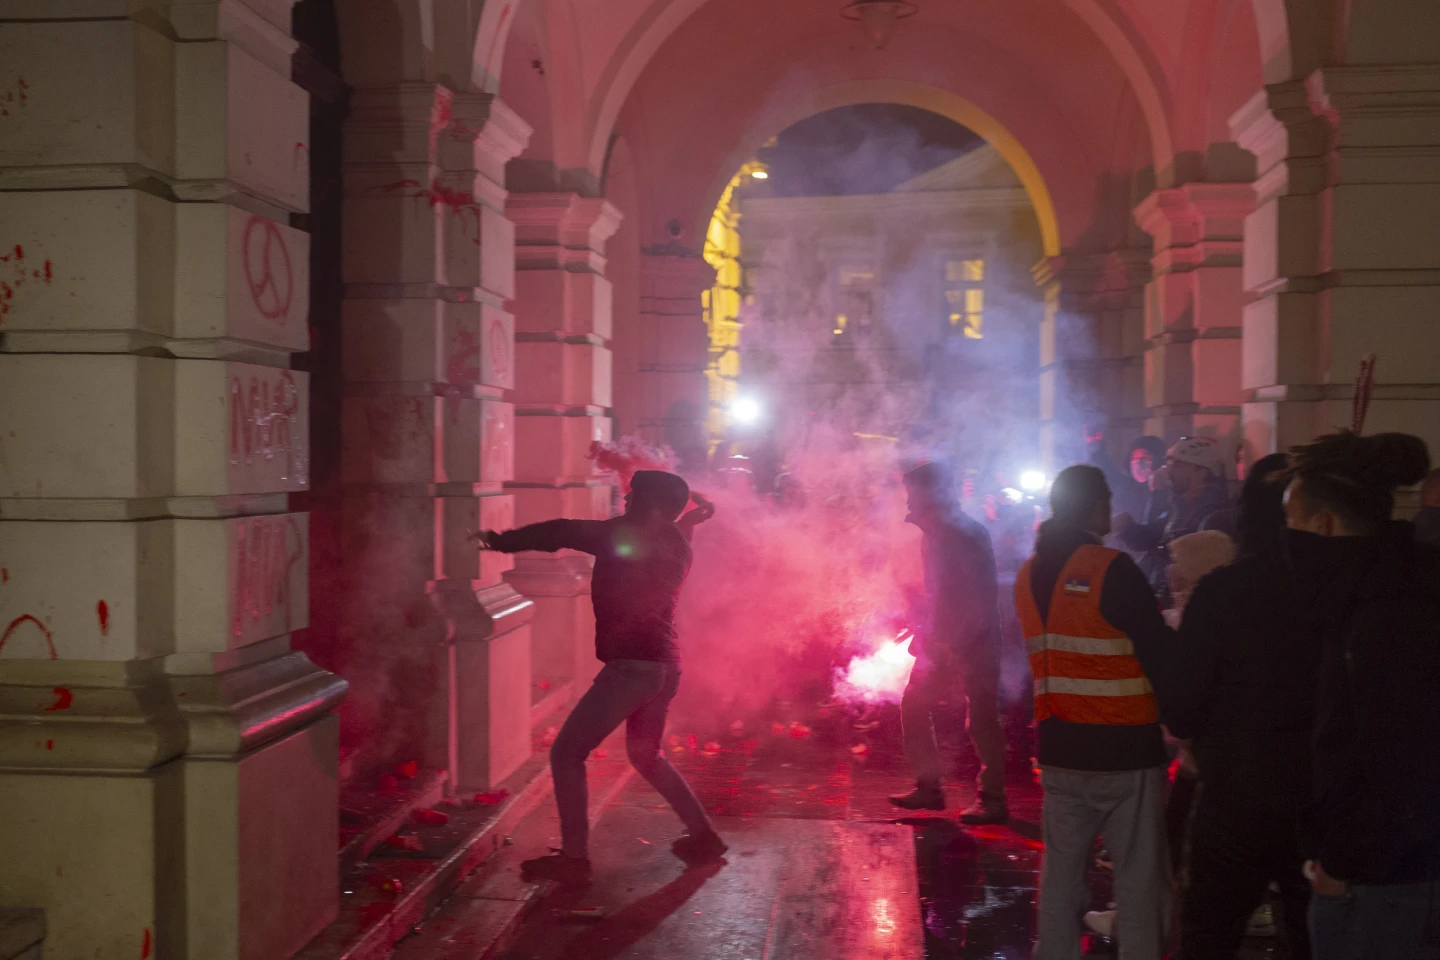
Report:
840,0,918,50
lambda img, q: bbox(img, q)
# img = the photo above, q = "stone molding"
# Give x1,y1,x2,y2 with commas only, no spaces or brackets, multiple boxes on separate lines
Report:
507,193,623,272
1134,183,1255,264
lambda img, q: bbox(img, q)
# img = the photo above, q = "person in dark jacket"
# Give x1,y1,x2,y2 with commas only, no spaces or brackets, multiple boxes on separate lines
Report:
1116,436,1233,603
1282,431,1439,960
1165,452,1316,959
889,461,1008,824
479,470,724,884
1414,468,1440,548
1019,465,1182,960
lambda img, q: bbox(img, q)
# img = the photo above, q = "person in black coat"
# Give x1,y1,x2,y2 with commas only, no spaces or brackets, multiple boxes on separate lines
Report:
1166,452,1315,959
1281,431,1439,960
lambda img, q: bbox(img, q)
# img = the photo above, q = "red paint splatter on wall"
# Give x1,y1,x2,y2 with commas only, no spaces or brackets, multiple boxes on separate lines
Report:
375,179,485,244
0,242,53,322
97,600,109,636
43,687,73,712
141,928,152,958
44,259,51,281
241,216,294,321
45,739,53,750
293,141,309,169
482,4,513,75
0,614,57,658
1,568,7,582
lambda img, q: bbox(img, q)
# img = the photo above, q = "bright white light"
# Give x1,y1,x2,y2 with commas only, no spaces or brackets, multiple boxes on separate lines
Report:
833,633,914,705
729,396,763,424
750,169,769,180
1020,470,1047,492
1001,487,1023,505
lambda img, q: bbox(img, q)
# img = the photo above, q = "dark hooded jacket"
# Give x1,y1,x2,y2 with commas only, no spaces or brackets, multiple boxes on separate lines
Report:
1288,522,1440,884
908,504,1000,659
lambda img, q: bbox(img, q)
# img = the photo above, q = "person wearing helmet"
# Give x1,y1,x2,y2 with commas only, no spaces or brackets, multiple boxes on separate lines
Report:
1114,436,1234,603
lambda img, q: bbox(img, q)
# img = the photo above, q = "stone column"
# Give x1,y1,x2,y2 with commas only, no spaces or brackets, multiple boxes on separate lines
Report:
1233,69,1440,458
1134,184,1255,445
505,194,621,689
1032,250,1150,466
341,86,535,792
0,5,345,959
636,251,716,466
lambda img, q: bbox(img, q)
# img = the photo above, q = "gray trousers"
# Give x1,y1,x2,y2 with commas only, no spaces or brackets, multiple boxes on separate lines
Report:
1035,766,1170,960
550,659,713,858
900,647,1007,797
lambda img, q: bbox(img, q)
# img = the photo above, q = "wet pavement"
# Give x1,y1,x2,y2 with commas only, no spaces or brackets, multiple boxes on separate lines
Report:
409,701,1286,958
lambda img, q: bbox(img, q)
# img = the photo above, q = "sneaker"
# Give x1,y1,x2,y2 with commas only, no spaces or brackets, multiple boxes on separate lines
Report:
958,794,1009,825
888,782,946,811
1083,910,1116,938
671,830,728,865
520,852,592,885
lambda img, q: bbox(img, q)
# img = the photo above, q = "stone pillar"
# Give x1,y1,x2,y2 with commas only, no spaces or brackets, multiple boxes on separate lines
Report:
636,251,715,467
0,5,345,959
505,194,622,688
341,86,535,792
1134,184,1255,445
1032,250,1150,466
1232,69,1440,458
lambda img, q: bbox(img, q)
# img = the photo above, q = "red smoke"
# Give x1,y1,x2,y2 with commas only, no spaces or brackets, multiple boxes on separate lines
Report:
587,438,672,492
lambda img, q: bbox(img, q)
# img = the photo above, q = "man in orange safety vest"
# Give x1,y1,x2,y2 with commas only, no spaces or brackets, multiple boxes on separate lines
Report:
1017,464,1180,960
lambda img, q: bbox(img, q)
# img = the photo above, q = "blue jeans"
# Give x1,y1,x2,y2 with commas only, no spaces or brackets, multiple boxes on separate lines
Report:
550,660,713,858
1309,880,1440,960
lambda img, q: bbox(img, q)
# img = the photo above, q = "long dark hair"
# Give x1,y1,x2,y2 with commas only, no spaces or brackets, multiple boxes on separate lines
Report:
1288,431,1430,534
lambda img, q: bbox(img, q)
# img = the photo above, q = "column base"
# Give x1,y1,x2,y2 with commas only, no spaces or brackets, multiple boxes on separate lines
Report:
505,556,596,687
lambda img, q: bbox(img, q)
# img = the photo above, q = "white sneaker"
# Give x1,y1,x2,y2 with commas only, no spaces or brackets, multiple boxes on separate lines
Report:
1083,909,1116,938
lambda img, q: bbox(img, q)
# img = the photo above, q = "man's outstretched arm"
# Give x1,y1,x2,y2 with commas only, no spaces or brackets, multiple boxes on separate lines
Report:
480,519,606,555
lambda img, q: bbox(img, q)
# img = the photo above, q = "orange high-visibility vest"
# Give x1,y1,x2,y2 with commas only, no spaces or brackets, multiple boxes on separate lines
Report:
1014,544,1159,725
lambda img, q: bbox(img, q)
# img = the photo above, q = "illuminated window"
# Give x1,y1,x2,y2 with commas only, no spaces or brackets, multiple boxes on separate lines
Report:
834,314,848,336
834,264,876,339
942,258,984,339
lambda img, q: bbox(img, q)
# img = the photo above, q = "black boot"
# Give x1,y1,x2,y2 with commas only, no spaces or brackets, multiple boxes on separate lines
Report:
888,780,946,811
958,792,1009,825
520,851,593,885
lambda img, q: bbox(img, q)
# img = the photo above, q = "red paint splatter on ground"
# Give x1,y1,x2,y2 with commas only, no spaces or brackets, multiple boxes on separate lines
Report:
384,835,424,852
788,722,812,740
686,734,699,751
141,928,152,958
394,759,419,779
473,789,509,805
97,600,109,635
377,774,399,791
0,614,57,658
414,808,450,826
371,875,404,894
43,687,72,712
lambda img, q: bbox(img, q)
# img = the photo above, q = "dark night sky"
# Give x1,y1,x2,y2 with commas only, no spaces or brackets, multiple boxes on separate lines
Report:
757,104,982,198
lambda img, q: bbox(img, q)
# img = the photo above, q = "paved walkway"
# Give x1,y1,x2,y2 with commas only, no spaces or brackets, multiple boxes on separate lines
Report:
398,702,1282,958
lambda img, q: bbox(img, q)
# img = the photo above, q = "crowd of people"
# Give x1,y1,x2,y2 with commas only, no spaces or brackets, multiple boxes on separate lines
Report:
475,426,1440,960
1024,430,1440,960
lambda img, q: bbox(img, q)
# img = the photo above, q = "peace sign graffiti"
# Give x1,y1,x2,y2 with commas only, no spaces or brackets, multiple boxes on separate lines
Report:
488,317,510,386
242,215,294,322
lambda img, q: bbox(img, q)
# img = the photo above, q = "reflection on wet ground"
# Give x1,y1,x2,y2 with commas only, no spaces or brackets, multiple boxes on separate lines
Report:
487,699,1285,958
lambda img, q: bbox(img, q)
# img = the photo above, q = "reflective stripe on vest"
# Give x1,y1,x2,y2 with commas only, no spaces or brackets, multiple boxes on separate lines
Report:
1014,543,1159,726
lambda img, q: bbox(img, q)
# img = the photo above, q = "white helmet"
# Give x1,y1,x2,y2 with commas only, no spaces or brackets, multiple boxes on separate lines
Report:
1166,436,1226,478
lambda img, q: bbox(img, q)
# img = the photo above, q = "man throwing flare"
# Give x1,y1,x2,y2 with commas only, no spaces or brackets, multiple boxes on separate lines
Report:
889,461,1009,825
477,471,724,885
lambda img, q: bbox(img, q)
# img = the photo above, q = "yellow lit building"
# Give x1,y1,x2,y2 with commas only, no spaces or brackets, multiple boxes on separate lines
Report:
701,160,765,441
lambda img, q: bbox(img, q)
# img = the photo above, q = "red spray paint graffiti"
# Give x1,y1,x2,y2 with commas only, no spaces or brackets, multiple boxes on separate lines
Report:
378,179,485,245
141,928,152,959
446,329,481,383
43,687,72,712
96,599,109,636
242,216,294,321
231,516,304,639
0,614,57,658
230,371,307,484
